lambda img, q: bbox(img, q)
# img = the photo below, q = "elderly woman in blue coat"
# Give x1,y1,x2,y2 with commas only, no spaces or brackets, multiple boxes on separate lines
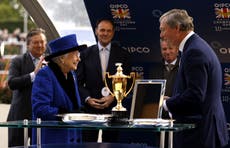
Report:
32,34,86,144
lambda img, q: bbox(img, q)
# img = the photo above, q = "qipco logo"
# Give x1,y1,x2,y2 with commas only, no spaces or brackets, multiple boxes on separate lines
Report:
109,4,128,9
210,41,230,55
131,66,143,72
224,67,230,73
131,66,144,79
219,48,230,54
123,46,150,54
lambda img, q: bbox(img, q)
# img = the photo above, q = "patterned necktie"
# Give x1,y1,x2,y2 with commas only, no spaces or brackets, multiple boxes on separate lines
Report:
33,58,39,66
166,64,174,71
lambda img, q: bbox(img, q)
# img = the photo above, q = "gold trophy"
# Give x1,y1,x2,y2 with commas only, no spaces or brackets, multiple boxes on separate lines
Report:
104,63,135,124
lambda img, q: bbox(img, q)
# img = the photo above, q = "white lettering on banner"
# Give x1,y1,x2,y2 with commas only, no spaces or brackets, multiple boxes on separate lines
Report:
210,41,230,55
132,67,143,72
214,3,230,8
215,26,222,31
110,4,128,9
219,48,230,54
224,68,230,73
123,46,150,54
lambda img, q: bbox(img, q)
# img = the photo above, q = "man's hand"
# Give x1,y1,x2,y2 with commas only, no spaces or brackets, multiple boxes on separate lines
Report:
34,56,45,74
87,95,115,109
86,97,105,109
99,95,115,108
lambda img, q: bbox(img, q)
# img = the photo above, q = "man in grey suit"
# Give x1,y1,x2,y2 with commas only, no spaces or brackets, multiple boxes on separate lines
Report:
76,18,131,142
160,9,229,148
7,28,47,147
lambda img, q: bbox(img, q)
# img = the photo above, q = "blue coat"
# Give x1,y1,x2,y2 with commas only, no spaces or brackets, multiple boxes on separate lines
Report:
32,66,82,144
166,34,229,148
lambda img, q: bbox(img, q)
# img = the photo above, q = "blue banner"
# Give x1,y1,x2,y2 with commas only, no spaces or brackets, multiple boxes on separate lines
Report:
83,0,230,125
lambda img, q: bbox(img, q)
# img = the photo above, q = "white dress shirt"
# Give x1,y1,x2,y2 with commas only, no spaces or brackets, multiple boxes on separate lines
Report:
98,42,111,79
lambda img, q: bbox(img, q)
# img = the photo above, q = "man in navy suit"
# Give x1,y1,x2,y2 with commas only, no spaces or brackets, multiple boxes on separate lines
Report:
160,9,229,148
76,18,131,142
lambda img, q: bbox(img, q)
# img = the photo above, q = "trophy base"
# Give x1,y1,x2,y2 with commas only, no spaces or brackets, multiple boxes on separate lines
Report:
107,110,129,125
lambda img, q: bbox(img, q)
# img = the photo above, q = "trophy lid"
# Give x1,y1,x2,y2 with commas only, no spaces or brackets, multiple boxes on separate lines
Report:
114,63,129,78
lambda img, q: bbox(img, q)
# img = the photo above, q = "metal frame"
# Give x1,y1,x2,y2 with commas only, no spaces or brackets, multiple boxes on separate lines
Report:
130,79,166,120
19,0,60,42
129,79,173,148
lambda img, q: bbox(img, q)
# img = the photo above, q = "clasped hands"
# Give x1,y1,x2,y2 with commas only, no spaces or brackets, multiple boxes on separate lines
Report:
87,95,115,109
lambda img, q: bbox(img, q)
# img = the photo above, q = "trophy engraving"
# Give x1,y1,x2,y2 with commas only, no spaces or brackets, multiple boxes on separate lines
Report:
105,63,135,112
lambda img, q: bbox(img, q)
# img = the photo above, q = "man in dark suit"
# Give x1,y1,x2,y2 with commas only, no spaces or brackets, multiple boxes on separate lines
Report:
7,28,47,147
76,18,131,142
159,9,229,148
150,39,179,97
137,39,180,147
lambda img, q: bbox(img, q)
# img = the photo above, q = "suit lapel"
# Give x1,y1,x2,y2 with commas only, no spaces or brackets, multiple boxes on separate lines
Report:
24,52,35,72
173,34,198,94
93,46,104,79
107,44,116,73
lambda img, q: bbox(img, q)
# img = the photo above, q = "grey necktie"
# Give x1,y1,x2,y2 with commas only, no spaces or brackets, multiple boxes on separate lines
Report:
166,64,174,71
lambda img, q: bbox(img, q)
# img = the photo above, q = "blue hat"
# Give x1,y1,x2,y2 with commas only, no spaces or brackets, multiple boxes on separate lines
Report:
45,34,87,61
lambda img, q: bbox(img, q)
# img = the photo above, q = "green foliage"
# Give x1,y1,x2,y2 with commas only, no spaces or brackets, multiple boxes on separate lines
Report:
0,3,22,22
0,0,11,4
0,0,32,104
0,0,36,31
0,20,35,32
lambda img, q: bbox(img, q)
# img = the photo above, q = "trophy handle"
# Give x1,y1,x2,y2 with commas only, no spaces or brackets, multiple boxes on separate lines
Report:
104,72,115,96
124,72,136,97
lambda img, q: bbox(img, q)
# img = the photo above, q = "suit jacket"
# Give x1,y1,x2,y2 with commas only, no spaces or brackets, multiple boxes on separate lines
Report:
32,66,81,144
76,42,131,114
149,58,180,97
166,34,229,148
7,51,34,146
